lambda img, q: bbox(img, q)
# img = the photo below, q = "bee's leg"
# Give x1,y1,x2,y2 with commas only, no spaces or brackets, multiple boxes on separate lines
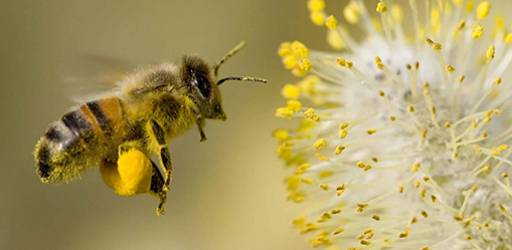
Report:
148,119,173,215
196,116,207,142
148,160,168,215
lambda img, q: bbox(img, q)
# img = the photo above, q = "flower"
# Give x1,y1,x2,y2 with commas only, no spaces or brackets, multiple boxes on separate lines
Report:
274,0,512,249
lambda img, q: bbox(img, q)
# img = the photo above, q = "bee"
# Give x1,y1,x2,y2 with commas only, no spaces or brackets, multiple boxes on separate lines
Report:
34,41,266,215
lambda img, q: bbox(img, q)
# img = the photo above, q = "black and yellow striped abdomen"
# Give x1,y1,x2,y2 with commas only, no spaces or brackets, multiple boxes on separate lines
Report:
34,97,128,183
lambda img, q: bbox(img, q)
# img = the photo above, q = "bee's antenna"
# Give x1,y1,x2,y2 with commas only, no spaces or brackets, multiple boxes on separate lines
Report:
217,76,268,86
213,41,247,77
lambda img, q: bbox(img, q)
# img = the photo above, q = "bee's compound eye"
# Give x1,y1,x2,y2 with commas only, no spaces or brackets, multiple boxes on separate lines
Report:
192,71,211,98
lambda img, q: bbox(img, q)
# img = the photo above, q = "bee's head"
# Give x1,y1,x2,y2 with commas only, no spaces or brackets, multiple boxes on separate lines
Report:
181,56,226,120
181,41,266,121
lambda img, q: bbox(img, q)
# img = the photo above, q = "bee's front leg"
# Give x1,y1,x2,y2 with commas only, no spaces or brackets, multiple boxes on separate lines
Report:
196,116,207,142
147,119,173,215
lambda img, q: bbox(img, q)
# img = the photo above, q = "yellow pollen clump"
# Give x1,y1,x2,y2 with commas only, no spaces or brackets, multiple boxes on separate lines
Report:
476,1,491,20
376,1,387,13
100,148,152,197
343,1,361,24
367,129,377,135
325,15,337,30
281,84,301,99
313,138,327,150
472,25,484,39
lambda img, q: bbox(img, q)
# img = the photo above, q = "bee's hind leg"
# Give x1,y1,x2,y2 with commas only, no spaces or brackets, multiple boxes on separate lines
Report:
147,119,174,215
148,160,167,215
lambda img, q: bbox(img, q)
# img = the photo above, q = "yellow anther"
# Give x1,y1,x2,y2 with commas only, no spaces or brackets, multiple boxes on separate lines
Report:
431,195,437,203
313,138,327,150
391,4,403,23
407,105,416,113
332,227,344,235
486,45,495,60
496,77,502,84
390,116,397,121
336,184,346,196
287,100,302,112
335,145,346,155
421,210,429,218
360,240,371,246
327,29,345,50
307,0,325,12
472,25,484,39
339,122,349,129
310,11,326,26
296,163,311,174
411,217,418,224
325,15,337,30
281,84,301,99
399,228,410,238
331,208,341,214
367,129,377,135
457,20,466,31
275,107,294,119
376,1,387,13
339,129,348,139
458,75,466,84
411,163,421,172
492,144,509,156
356,161,372,171
445,65,456,72
319,183,329,191
399,185,405,193
272,129,289,142
304,108,320,122
375,56,384,70
302,178,314,185
336,57,353,68
372,215,381,221
476,1,491,20
431,8,440,32
344,1,361,24
357,203,368,212
505,33,512,44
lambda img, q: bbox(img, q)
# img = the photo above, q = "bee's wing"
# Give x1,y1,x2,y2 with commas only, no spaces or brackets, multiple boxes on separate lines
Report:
59,54,136,103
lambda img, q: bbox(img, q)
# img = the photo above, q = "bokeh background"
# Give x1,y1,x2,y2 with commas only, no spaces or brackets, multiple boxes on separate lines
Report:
2,0,512,250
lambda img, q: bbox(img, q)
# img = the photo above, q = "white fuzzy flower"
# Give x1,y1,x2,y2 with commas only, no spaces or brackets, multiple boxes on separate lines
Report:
275,0,512,249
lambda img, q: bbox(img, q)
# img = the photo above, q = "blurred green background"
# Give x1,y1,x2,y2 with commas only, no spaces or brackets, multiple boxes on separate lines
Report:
0,0,345,249
3,0,512,249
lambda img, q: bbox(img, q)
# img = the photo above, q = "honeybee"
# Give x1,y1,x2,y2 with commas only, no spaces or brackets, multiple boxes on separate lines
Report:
34,41,266,215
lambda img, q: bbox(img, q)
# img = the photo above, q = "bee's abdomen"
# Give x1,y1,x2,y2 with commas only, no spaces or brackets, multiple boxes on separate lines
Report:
35,97,126,183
